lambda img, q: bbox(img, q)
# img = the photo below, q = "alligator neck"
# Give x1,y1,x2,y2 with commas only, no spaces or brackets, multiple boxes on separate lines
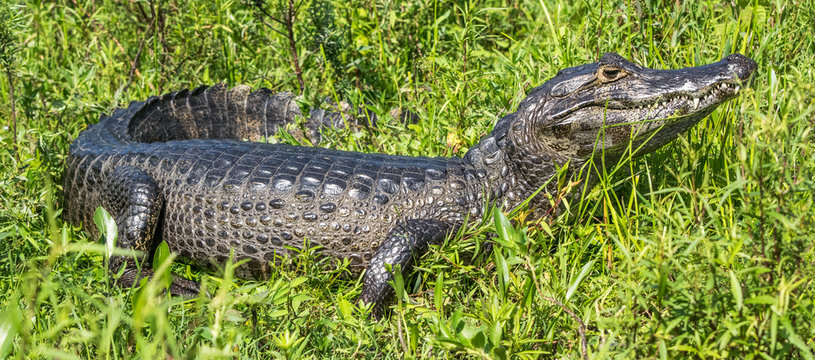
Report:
463,112,572,216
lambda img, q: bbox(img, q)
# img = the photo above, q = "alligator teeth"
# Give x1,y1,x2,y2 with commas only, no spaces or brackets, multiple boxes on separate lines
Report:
692,98,699,109
735,86,740,93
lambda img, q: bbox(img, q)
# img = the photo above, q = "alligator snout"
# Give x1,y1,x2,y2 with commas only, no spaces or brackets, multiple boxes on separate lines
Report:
724,53,757,81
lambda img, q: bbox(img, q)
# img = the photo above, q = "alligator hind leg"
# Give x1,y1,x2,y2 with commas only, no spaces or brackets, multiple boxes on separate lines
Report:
359,219,453,319
101,166,199,296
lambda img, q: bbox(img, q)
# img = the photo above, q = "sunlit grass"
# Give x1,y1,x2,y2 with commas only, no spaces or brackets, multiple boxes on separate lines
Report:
0,0,813,358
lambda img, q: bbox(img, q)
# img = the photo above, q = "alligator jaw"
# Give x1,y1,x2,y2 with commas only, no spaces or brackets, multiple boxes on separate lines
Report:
555,80,743,121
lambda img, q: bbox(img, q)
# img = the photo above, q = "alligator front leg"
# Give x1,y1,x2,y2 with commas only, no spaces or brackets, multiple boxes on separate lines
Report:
359,219,453,319
101,166,199,296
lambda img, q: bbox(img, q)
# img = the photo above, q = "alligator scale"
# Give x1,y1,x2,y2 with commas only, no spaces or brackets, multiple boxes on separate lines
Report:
64,53,756,317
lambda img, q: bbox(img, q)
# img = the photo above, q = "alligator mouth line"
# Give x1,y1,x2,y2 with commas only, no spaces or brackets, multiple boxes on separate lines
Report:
553,81,743,121
621,81,742,113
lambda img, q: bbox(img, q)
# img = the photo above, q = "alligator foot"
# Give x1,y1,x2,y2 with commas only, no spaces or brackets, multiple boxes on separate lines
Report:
100,165,198,296
358,219,453,319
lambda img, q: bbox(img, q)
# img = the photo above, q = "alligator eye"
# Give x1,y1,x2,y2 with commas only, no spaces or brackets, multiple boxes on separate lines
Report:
599,67,626,82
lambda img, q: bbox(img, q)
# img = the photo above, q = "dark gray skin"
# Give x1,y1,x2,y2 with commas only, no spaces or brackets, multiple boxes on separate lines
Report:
63,53,756,318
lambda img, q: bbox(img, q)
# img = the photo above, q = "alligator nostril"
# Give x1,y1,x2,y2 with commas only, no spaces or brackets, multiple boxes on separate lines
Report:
723,53,757,80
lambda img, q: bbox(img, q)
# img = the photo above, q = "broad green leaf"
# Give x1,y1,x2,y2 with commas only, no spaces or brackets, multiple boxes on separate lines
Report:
781,317,814,360
291,294,312,313
659,339,667,360
470,329,486,350
490,320,503,349
434,272,444,312
728,270,743,311
492,207,520,248
290,276,308,289
0,306,21,358
745,296,777,305
566,260,594,301
493,249,510,298
393,264,405,304
93,206,117,259
771,313,778,352
337,298,353,319
152,240,170,270
152,241,172,290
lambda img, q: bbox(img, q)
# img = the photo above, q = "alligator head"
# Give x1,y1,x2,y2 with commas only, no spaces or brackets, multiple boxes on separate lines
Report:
473,52,756,212
516,52,756,165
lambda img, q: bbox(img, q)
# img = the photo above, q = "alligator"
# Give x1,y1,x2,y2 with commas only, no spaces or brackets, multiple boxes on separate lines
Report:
63,53,756,318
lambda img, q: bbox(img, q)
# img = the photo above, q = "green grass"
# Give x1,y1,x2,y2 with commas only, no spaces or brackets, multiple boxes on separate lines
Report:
1,0,814,358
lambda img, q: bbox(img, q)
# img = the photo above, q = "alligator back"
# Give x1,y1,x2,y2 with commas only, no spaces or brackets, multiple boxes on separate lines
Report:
64,85,471,278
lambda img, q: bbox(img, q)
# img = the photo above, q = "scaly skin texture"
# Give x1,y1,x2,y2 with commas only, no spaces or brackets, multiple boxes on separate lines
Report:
63,53,756,318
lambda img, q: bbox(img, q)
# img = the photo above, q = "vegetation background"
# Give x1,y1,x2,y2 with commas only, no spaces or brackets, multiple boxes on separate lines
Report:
0,0,813,358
